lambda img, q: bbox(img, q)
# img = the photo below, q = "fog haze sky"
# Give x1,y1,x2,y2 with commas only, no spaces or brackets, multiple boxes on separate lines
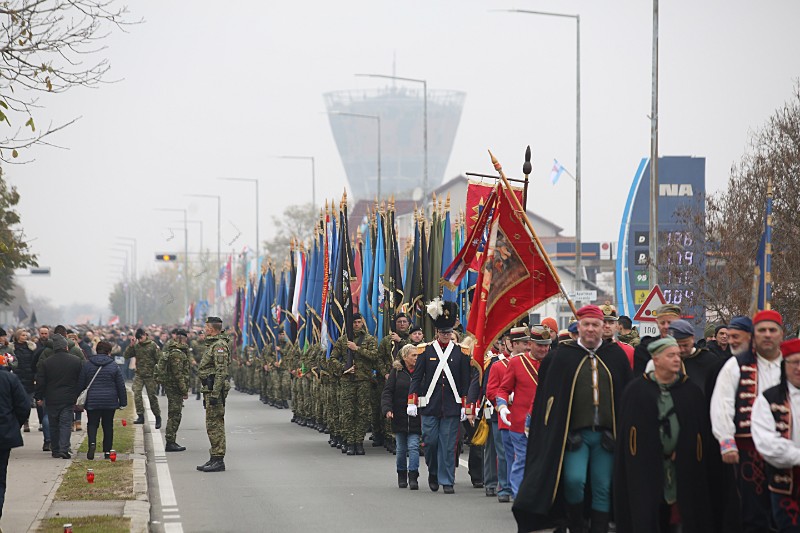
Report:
9,0,800,314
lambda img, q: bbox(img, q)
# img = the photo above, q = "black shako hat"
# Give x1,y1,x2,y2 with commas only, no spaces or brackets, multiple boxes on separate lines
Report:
427,298,458,332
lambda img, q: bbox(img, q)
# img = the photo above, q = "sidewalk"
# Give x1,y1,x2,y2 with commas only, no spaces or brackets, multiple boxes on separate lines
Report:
2,396,150,532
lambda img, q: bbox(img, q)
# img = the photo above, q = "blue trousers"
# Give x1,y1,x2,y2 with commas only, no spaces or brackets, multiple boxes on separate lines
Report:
395,432,420,472
562,428,614,512
422,416,459,486
491,418,511,496
502,430,528,497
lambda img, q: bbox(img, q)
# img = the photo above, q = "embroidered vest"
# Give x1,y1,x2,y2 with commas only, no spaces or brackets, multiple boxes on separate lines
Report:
734,352,758,438
763,385,794,496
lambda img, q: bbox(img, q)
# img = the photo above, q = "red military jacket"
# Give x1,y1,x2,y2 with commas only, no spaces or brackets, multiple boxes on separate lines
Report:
496,353,540,433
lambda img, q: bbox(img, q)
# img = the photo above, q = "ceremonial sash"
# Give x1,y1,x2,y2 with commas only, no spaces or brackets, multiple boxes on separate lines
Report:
419,342,461,407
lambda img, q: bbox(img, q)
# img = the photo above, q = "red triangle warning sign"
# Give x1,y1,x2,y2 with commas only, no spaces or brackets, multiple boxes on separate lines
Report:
633,285,667,322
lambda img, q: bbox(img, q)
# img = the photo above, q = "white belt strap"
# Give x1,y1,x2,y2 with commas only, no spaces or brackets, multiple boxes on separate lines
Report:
419,342,461,407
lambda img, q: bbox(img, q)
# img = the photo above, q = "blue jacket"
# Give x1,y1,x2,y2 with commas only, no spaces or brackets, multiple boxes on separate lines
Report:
409,341,471,418
0,370,29,449
79,355,127,411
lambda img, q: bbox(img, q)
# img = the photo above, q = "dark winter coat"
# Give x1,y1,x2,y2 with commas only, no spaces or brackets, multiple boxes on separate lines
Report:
0,370,29,449
12,340,37,393
35,349,82,407
79,355,127,411
381,359,422,435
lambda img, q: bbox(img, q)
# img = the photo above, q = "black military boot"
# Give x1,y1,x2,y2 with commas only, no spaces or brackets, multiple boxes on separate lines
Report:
133,415,144,425
397,470,408,488
428,474,439,492
165,442,186,452
283,400,290,409
340,441,348,453
202,456,225,472
566,502,587,533
589,510,609,533
372,433,384,447
195,392,201,400
355,442,365,455
196,455,213,471
346,443,356,456
408,470,419,490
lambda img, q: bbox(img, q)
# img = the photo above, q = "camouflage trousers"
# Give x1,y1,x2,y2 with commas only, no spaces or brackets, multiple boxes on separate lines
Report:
339,378,371,444
133,374,161,417
325,380,339,436
315,378,325,423
164,385,185,443
273,370,290,401
203,392,227,457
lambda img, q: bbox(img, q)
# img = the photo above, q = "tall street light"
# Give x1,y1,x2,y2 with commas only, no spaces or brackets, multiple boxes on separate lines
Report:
649,0,659,288
155,207,189,313
356,73,427,199
185,194,222,289
502,9,582,292
329,111,382,200
115,237,137,323
217,179,260,258
276,156,316,207
110,248,131,324
174,220,204,251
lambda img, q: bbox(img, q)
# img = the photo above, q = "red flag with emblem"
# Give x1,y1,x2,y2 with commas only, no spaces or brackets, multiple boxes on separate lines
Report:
466,179,560,368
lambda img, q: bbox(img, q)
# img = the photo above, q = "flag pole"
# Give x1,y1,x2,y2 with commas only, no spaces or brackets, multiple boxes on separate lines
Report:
522,145,532,210
489,150,578,318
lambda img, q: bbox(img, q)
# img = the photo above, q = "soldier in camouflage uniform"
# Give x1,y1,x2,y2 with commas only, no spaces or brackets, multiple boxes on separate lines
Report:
196,317,231,473
190,331,204,400
617,315,641,347
124,328,162,429
156,329,191,452
373,313,411,448
328,313,378,456
270,328,294,409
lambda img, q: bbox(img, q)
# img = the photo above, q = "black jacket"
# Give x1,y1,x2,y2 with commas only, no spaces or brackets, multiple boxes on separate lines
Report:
381,359,422,435
79,356,127,411
0,370,30,449
12,340,37,393
35,349,82,407
408,341,471,418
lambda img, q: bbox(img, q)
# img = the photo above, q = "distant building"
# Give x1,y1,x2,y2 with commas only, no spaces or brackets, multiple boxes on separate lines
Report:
324,86,466,201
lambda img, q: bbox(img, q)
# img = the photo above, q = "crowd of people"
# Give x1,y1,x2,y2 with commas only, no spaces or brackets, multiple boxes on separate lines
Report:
1,298,799,532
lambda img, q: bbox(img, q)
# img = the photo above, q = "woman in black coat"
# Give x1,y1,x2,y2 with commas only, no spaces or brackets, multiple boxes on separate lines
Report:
78,341,127,460
11,330,36,432
381,344,422,490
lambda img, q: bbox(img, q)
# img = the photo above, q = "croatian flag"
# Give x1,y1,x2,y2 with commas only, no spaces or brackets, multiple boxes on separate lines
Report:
550,159,566,184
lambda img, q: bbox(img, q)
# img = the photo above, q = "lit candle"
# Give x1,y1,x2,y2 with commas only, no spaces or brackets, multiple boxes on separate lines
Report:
64,524,73,533
121,419,127,427
109,450,117,462
86,469,94,484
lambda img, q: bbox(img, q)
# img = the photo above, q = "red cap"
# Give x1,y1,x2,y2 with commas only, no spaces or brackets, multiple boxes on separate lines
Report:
753,310,783,327
577,305,605,321
780,338,800,359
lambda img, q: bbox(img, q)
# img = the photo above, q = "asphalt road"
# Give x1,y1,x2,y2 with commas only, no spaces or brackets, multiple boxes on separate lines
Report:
144,390,518,533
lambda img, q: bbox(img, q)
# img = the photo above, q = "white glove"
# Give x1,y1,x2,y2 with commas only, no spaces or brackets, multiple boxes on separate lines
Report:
499,405,511,426
407,404,418,417
460,407,466,422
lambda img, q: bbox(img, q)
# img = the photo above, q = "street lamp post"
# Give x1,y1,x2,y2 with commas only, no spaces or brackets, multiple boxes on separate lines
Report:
110,249,131,323
217,179,259,260
276,156,316,207
155,207,189,314
185,194,222,294
649,0,659,288
174,220,204,251
115,237,138,324
502,9,582,293
356,73,427,199
329,111,382,199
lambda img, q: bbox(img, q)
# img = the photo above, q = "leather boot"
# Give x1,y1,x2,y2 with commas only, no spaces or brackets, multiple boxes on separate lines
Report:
408,470,419,490
346,444,357,456
202,456,225,472
566,502,586,533
355,442,365,455
87,442,96,460
155,416,162,430
397,470,408,488
197,455,213,471
428,474,439,492
283,400,290,409
589,510,609,533
133,415,144,424
165,442,186,452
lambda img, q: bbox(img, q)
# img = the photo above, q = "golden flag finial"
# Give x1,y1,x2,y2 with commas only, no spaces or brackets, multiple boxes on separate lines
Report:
445,192,451,211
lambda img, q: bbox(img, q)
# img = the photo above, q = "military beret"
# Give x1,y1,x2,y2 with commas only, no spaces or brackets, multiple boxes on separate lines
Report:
408,324,422,335
206,316,223,324
648,336,678,356
174,329,188,336
276,326,285,333
135,328,145,337
170,328,179,335
655,304,681,318
668,319,695,340
353,313,363,321
754,309,783,327
780,338,800,359
394,313,408,322
729,316,753,333
618,315,633,329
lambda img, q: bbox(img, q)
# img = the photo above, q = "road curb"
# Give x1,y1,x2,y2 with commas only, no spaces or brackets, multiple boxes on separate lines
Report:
29,430,86,532
126,407,150,532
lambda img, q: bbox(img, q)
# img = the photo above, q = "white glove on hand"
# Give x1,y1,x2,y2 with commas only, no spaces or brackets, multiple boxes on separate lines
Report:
499,405,511,426
407,404,418,417
460,407,467,422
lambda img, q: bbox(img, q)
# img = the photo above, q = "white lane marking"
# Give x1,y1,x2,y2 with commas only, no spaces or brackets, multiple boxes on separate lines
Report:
144,393,184,533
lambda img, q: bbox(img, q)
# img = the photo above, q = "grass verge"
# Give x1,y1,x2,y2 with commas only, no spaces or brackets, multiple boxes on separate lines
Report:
55,459,134,501
77,392,136,454
38,515,130,533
